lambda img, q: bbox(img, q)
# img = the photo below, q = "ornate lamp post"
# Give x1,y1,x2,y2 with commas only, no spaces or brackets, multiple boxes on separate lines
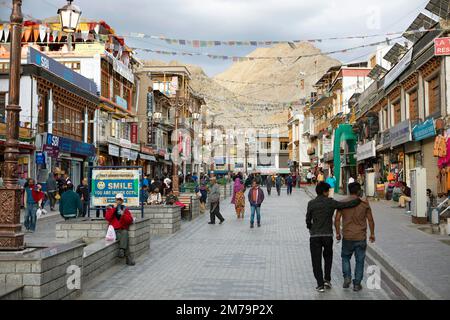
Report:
168,90,187,195
58,0,82,51
0,0,24,250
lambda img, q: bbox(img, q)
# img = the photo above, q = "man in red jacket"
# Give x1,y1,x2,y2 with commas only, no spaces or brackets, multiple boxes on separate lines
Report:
105,193,135,266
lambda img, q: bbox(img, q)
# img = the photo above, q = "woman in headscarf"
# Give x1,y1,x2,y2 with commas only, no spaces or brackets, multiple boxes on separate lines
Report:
234,184,245,219
231,176,243,204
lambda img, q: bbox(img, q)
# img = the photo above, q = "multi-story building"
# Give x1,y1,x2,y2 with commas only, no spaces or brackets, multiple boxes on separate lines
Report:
135,64,204,180
0,17,141,182
354,9,450,221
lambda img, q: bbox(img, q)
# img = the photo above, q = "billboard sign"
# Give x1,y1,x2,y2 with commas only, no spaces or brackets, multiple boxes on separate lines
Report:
91,169,140,207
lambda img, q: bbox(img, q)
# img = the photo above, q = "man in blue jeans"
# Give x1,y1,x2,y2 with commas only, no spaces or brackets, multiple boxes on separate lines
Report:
248,180,265,228
335,182,375,292
24,178,38,233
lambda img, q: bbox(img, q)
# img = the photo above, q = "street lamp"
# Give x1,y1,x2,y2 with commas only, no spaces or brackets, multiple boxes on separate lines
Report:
0,0,24,250
58,0,81,51
58,0,82,33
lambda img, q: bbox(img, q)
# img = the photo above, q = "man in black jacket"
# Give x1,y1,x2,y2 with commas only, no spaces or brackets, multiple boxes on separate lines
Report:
76,178,90,217
306,182,361,292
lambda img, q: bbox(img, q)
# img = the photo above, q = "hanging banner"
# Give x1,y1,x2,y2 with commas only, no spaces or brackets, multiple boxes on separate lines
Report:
91,169,140,207
390,120,412,148
356,140,376,161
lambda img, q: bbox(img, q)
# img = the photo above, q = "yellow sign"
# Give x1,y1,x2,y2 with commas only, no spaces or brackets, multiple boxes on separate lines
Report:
74,43,105,55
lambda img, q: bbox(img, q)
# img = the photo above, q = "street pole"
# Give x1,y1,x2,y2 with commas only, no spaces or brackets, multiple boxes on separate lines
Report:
0,0,24,250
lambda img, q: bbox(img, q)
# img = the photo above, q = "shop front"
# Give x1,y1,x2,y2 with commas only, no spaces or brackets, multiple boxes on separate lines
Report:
38,132,95,186
389,120,412,184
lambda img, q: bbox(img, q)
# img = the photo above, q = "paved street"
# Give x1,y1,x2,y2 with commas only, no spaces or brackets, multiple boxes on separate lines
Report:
80,188,405,300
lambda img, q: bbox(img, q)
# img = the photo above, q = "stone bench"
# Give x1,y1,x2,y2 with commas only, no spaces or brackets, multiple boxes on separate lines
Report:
0,241,85,300
55,218,151,259
0,284,24,300
143,205,181,235
82,240,120,284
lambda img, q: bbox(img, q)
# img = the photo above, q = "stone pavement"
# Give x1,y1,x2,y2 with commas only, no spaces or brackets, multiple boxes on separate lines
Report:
304,185,450,300
79,188,405,300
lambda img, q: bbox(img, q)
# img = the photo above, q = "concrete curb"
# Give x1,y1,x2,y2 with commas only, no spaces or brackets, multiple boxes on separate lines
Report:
300,186,442,300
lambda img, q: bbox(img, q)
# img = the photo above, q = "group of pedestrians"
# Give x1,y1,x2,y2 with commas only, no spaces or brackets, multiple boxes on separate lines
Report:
306,181,375,293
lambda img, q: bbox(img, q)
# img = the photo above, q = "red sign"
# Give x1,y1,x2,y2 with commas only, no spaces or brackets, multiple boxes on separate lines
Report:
434,37,450,56
130,123,138,144
141,145,155,155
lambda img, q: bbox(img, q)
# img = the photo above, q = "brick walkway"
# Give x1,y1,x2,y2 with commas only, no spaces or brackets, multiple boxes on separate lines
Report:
79,188,404,300
304,185,450,299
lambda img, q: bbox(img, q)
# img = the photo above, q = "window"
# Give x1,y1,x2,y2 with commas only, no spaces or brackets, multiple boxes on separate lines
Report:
427,76,440,116
0,63,9,73
280,141,289,150
0,92,6,123
62,61,81,72
101,60,111,99
408,90,418,120
393,101,401,125
52,102,83,141
382,107,388,130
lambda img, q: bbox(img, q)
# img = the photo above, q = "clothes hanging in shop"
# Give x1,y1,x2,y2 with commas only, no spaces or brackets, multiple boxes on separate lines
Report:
434,135,447,158
438,138,450,169
438,168,448,196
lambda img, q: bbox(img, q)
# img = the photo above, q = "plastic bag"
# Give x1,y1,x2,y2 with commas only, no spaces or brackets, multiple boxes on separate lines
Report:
105,225,116,241
36,208,42,220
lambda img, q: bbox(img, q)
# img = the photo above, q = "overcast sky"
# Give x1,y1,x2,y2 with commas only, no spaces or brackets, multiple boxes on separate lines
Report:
0,0,432,76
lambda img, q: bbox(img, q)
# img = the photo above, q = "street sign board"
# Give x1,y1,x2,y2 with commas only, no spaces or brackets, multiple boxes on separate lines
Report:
434,37,450,56
91,169,140,207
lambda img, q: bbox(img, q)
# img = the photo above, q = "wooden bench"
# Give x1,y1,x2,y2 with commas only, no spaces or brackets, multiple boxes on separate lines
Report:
178,194,193,221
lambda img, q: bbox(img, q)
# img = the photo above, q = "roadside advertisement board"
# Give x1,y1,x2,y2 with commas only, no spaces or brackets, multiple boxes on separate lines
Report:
91,169,140,207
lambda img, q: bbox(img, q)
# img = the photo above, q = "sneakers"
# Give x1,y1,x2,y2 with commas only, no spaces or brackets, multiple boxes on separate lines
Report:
208,222,215,225
324,281,332,289
353,284,363,292
315,286,325,293
219,219,225,224
343,278,352,289
250,224,254,229
257,222,261,228
118,249,125,258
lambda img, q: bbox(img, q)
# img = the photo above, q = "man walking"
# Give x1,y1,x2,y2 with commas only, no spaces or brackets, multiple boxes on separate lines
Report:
76,178,89,217
266,174,273,196
306,182,361,292
275,174,283,196
248,181,265,228
23,178,39,233
46,173,57,211
335,182,375,291
286,174,293,195
105,193,135,266
59,183,83,220
208,177,225,225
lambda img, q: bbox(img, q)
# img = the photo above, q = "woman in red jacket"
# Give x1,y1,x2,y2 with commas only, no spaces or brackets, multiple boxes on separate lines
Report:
105,193,135,266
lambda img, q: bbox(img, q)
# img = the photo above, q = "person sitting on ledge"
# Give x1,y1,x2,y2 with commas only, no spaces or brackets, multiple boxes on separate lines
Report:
105,193,135,266
165,189,186,209
148,188,162,205
398,182,412,209
59,183,82,220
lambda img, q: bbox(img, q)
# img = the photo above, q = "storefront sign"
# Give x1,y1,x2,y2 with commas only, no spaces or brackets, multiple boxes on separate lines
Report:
115,95,128,110
390,120,412,148
129,150,138,161
356,140,376,161
103,50,134,83
43,144,59,158
412,118,436,141
120,148,131,159
45,133,95,157
120,138,132,149
74,43,105,55
35,152,45,164
139,154,156,161
28,47,98,96
383,48,413,89
108,144,120,157
141,145,156,155
434,37,450,56
130,123,138,144
91,169,140,207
